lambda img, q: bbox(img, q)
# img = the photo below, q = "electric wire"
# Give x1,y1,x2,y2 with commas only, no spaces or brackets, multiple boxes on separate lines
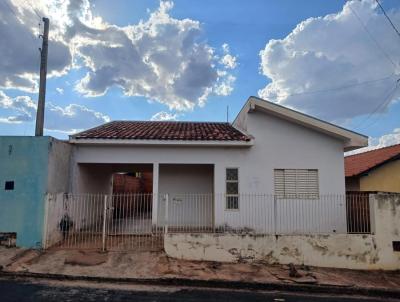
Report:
375,0,400,39
353,81,399,129
348,4,397,70
1,1,19,19
271,73,395,99
22,0,42,20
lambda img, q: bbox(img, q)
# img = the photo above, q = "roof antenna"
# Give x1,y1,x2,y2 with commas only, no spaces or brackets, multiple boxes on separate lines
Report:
226,105,229,123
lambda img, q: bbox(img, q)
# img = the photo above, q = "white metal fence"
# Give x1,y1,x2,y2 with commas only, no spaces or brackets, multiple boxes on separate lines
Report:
43,193,162,251
43,193,371,251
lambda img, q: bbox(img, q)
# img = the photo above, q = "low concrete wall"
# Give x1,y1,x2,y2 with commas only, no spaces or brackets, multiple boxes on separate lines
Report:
165,194,400,270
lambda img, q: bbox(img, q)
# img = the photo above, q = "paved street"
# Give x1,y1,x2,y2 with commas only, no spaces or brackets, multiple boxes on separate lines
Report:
0,278,398,302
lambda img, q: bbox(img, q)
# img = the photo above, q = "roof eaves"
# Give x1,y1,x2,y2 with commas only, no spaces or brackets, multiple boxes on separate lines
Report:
69,137,254,146
345,143,400,158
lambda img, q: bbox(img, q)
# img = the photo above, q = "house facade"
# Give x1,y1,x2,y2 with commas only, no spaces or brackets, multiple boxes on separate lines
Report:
345,144,400,193
67,96,367,234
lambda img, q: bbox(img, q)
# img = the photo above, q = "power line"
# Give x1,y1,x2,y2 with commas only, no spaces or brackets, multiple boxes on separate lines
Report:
348,4,397,70
22,0,42,20
354,80,399,129
271,73,395,99
1,1,18,19
375,0,400,40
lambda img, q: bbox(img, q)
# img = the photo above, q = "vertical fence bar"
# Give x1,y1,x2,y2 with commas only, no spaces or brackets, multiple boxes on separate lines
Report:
164,193,169,234
102,194,108,252
273,195,277,235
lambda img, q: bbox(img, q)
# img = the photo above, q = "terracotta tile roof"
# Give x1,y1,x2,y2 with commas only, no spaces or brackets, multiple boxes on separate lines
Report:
345,144,400,177
72,121,251,142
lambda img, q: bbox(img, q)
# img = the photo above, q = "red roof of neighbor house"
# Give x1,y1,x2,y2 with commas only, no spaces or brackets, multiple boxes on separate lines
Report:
72,121,251,141
345,144,400,177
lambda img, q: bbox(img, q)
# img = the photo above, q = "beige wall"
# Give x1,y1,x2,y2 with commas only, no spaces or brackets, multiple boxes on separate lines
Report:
360,159,400,193
165,193,400,270
47,138,72,194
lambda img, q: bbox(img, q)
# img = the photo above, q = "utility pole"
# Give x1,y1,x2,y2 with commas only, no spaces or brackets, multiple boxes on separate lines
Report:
35,17,49,136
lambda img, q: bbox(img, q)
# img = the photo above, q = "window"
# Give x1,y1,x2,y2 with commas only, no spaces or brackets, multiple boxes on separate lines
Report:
4,181,14,191
274,169,318,199
226,168,239,209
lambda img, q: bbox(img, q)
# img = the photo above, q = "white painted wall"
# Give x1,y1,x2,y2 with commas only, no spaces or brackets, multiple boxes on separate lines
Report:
71,110,347,231
157,164,213,227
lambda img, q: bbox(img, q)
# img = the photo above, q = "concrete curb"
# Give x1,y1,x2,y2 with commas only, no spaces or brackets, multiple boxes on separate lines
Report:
1,271,399,299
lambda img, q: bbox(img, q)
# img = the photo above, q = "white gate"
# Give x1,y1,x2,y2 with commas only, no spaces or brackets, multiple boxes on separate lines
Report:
43,193,163,251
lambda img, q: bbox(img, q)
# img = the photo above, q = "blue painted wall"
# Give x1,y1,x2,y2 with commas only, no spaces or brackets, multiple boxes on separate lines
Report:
0,136,50,248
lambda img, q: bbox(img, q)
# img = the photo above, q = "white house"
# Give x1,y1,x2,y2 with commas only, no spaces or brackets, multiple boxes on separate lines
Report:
66,96,367,235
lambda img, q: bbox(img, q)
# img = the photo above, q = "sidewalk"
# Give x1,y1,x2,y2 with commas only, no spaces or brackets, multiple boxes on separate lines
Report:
1,247,400,298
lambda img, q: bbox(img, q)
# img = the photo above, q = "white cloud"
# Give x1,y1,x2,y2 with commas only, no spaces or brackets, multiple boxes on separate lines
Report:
67,0,237,110
56,87,64,94
214,71,236,96
220,43,237,69
0,90,109,132
150,111,179,121
258,0,400,122
345,128,400,155
0,0,72,92
1,0,237,113
220,54,237,69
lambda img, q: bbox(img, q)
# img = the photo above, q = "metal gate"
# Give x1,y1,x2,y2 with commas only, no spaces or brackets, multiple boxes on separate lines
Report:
43,193,163,251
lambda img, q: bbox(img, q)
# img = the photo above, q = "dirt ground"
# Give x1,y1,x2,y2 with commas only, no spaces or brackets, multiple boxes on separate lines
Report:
0,247,26,268
1,247,400,291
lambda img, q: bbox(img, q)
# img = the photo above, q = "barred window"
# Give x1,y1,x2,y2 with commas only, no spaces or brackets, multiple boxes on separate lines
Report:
226,168,239,209
274,169,319,199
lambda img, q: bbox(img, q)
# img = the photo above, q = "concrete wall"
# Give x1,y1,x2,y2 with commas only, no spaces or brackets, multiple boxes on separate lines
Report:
0,137,50,247
157,164,213,227
0,136,72,248
165,194,400,270
47,139,72,193
360,159,400,193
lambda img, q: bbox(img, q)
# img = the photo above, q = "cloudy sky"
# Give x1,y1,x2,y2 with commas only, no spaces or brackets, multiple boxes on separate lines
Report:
0,0,399,149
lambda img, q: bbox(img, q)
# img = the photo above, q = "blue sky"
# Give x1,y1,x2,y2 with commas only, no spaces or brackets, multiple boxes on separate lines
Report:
0,0,399,148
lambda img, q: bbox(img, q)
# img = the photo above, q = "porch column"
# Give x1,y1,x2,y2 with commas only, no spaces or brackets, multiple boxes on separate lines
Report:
152,163,159,225
214,163,224,227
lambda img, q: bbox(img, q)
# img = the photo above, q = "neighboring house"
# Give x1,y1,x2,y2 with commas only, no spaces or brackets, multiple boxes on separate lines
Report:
345,144,400,193
0,96,368,248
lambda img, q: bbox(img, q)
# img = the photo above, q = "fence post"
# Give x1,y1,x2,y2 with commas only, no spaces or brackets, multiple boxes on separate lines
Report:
164,193,169,234
42,193,51,250
369,193,376,235
273,195,277,234
102,195,108,252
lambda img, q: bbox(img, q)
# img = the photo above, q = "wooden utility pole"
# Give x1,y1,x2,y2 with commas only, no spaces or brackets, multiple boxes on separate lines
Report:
35,17,49,136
